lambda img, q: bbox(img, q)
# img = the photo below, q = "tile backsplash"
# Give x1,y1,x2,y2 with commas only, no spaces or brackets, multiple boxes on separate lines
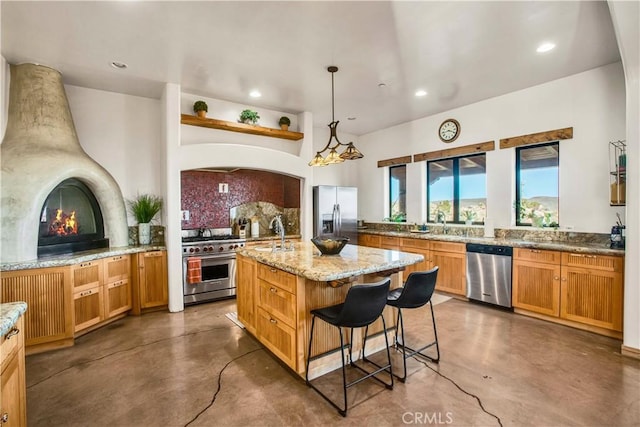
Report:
181,169,300,230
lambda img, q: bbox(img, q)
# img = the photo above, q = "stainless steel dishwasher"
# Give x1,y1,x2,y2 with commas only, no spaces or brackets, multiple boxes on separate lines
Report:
466,243,513,308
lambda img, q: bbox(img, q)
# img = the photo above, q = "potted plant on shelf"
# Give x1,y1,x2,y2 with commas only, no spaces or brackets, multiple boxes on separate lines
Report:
239,109,260,125
127,194,163,245
462,209,476,225
278,116,291,131
193,100,208,118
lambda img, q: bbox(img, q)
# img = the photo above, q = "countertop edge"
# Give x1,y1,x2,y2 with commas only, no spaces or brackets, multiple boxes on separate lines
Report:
0,302,28,336
358,230,624,256
1,245,167,272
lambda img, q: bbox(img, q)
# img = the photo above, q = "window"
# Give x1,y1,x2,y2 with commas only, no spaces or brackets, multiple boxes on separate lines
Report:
389,165,406,221
427,154,486,223
515,142,559,227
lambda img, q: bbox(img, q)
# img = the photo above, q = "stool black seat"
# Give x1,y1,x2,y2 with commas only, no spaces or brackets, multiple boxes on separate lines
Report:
305,278,394,417
387,266,440,382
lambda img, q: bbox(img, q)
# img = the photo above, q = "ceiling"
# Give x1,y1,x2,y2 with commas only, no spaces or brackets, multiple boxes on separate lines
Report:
1,1,621,136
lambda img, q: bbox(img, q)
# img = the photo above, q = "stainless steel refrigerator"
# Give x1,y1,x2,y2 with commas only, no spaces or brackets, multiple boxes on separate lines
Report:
313,186,358,243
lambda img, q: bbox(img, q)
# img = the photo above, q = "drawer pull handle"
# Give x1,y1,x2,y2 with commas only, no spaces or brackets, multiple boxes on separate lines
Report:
269,318,277,324
530,250,541,253
270,287,277,293
554,276,559,281
561,277,567,281
269,268,277,273
80,290,93,297
4,328,19,340
569,254,585,258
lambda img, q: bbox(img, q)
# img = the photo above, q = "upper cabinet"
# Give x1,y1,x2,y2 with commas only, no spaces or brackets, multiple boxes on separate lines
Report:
181,115,304,141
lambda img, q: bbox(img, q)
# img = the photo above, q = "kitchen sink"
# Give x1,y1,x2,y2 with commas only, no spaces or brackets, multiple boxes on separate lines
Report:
253,246,274,252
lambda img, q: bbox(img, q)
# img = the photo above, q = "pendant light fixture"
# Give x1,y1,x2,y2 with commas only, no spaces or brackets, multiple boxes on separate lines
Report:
308,66,363,167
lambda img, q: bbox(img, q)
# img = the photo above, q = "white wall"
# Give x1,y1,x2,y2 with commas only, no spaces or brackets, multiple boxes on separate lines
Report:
357,62,626,233
65,85,163,225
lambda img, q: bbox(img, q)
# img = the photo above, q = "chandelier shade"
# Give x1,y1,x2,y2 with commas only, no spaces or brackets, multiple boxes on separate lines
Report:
308,66,363,167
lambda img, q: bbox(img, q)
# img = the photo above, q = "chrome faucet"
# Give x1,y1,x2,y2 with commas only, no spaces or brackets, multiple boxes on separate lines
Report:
436,211,449,234
269,214,285,250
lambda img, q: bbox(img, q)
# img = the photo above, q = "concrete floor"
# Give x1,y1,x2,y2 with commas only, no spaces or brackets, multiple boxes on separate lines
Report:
25,297,640,426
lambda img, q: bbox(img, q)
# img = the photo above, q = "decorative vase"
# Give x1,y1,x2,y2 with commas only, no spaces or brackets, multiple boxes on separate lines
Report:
280,124,289,131
197,110,206,118
465,220,473,225
138,222,151,245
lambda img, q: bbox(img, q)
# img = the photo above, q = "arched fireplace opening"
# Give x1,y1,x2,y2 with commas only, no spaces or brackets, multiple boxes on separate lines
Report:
37,178,109,257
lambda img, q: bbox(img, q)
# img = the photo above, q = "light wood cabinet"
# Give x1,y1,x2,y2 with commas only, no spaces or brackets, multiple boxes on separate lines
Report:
379,236,400,251
512,248,561,316
358,233,380,248
74,286,104,332
131,251,168,315
560,253,623,332
256,262,298,370
236,256,257,335
1,315,27,426
103,255,131,319
1,266,73,351
71,260,102,293
400,238,431,277
426,241,467,296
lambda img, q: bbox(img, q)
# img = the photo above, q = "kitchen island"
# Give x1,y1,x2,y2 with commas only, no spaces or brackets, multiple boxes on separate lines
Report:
236,242,423,379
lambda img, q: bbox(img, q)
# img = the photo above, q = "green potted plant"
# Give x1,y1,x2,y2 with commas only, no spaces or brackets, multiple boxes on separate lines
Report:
127,194,163,245
461,209,476,225
193,100,208,118
239,109,260,125
278,116,291,131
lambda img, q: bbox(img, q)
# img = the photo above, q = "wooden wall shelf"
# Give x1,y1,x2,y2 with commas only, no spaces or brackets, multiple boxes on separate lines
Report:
181,114,304,141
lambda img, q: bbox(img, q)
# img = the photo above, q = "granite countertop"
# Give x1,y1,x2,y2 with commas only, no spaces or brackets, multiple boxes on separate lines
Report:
0,302,27,337
0,245,167,272
358,229,624,256
238,241,423,282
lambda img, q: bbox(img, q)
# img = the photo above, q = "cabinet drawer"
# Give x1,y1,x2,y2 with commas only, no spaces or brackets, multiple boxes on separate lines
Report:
258,280,296,328
74,287,104,332
72,260,103,292
430,240,465,253
256,307,296,370
1,316,23,373
380,236,400,249
401,238,430,250
514,248,561,264
358,234,380,248
257,263,296,294
561,253,623,272
104,255,130,283
104,279,131,318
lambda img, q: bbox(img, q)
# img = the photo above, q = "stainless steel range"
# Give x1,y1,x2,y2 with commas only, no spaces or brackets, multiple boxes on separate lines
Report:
182,231,246,305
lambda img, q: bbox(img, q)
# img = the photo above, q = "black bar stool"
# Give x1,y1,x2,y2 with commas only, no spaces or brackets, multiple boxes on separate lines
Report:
305,278,394,417
386,267,440,382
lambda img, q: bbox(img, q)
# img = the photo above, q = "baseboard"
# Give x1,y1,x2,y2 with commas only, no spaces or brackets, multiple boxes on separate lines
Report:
621,345,640,359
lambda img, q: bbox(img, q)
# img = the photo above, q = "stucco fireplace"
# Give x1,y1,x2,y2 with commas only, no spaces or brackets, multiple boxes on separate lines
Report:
1,63,128,263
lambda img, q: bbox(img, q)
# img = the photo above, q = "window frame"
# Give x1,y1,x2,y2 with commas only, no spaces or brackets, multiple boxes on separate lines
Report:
515,141,560,227
426,153,486,224
389,164,407,222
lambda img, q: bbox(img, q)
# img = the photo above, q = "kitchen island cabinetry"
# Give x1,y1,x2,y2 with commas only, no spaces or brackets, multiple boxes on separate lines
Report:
237,242,422,379
131,251,168,315
1,305,27,427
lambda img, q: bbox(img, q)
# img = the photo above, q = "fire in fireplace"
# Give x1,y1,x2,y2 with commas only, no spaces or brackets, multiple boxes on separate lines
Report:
37,178,109,257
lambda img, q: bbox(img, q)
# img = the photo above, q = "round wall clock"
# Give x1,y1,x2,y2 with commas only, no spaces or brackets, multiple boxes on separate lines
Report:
438,118,460,143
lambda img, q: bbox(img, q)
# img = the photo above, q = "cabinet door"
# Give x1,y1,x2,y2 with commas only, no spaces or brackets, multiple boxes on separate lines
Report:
74,287,104,332
512,260,560,316
400,238,431,277
72,260,103,293
236,255,257,334
560,267,623,331
258,280,296,328
257,307,296,370
104,279,131,318
1,350,24,427
431,250,466,295
138,251,168,309
104,255,130,283
379,236,400,251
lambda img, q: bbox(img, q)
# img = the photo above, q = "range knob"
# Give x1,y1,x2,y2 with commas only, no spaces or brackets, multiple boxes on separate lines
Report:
203,247,208,252
189,248,195,253
219,246,224,252
209,246,214,251
229,245,234,250
195,247,200,253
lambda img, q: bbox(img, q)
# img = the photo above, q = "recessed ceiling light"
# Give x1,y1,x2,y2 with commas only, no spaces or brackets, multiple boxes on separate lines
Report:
347,117,356,120
378,83,387,88
249,90,262,98
415,90,427,97
110,61,128,69
536,42,556,53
